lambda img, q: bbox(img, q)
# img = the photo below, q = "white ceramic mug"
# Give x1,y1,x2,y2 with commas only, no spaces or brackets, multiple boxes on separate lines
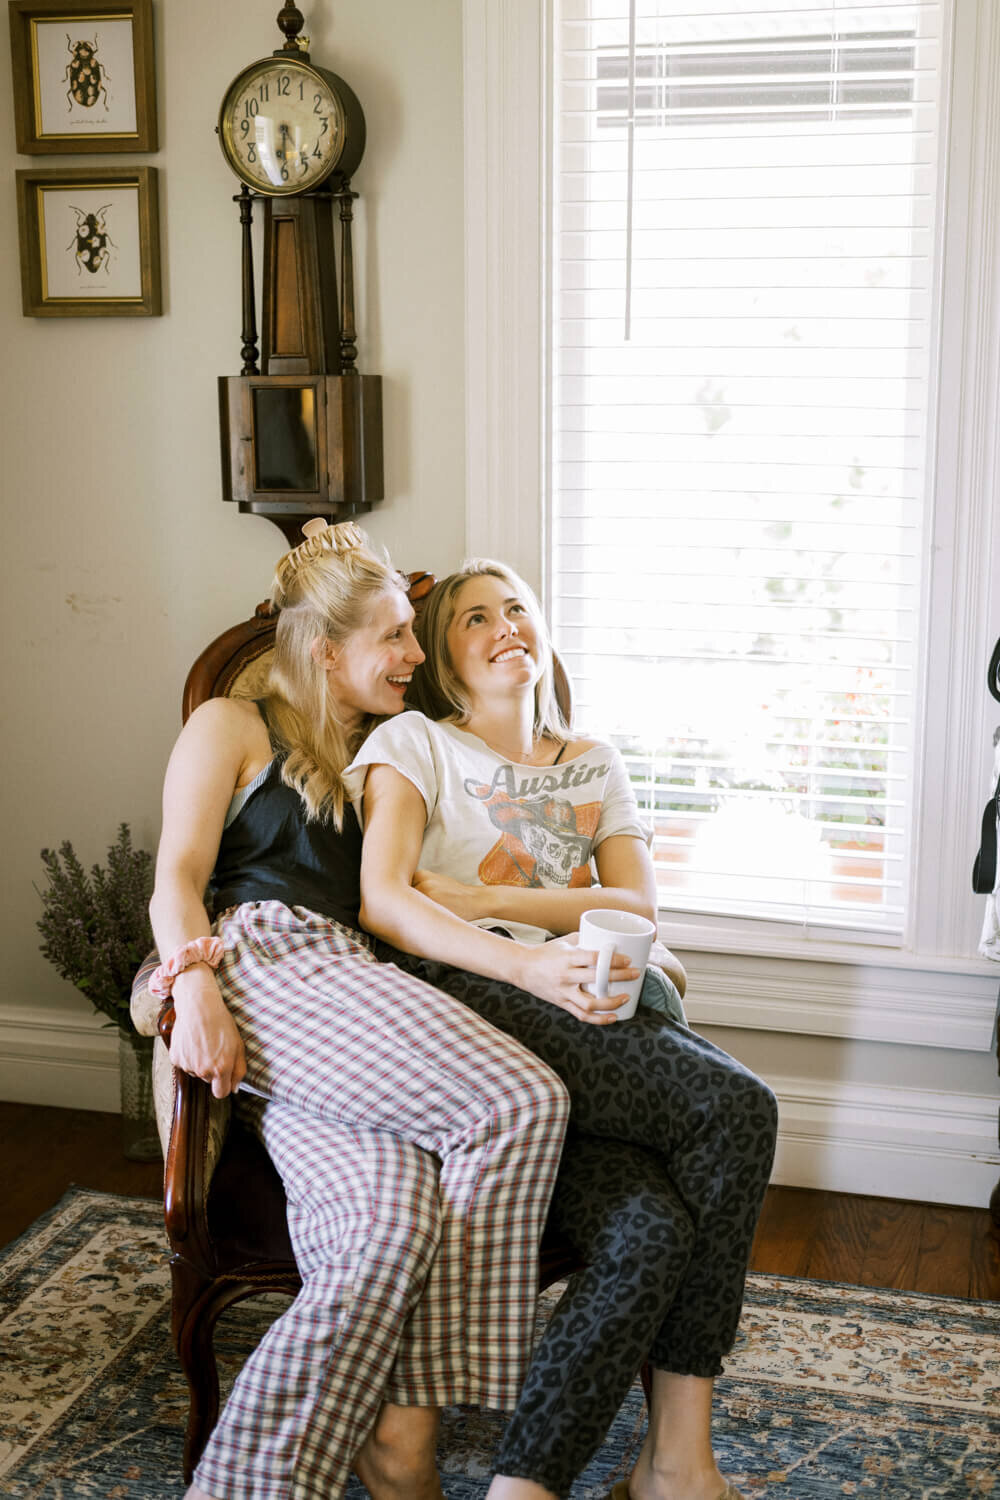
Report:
578,908,656,1019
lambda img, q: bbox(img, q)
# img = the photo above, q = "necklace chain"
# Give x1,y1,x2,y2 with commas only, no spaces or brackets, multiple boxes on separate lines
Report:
482,733,560,766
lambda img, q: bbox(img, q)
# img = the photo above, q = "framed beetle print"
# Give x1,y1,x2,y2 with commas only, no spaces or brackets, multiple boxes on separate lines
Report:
16,165,161,316
9,0,157,153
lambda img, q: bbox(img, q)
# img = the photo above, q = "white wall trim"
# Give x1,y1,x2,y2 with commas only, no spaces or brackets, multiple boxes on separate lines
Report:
768,1071,999,1208
0,1003,119,1111
914,0,1000,960
678,948,998,1052
462,0,546,589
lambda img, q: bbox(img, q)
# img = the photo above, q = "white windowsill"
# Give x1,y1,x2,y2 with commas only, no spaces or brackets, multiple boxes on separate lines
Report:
657,913,1000,977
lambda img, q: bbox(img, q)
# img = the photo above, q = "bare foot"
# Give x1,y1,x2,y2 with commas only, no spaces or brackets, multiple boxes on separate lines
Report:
486,1479,559,1499
627,1452,729,1500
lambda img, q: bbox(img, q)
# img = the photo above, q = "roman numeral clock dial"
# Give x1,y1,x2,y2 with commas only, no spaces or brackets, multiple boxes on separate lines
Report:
216,6,382,548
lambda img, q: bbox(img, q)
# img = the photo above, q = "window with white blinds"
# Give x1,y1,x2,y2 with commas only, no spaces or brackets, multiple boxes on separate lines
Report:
549,0,944,936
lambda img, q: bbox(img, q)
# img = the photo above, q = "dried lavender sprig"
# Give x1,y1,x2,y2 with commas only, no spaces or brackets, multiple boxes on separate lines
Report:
36,824,154,1027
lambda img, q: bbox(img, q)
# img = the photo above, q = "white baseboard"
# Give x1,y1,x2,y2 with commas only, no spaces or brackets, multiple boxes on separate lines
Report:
1,1007,997,1208
767,1072,1000,1208
0,1003,119,1111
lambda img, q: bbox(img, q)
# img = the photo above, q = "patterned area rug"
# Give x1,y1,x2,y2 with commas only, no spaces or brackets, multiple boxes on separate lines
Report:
0,1189,997,1498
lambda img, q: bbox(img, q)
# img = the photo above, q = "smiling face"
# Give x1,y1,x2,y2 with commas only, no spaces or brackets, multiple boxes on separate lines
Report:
445,574,543,707
323,587,424,727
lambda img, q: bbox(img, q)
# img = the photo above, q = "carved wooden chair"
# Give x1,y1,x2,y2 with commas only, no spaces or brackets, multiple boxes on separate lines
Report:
131,573,655,1481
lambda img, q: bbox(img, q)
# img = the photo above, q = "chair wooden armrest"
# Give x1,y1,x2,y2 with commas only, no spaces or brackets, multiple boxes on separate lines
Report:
154,981,301,1477
157,1002,211,1263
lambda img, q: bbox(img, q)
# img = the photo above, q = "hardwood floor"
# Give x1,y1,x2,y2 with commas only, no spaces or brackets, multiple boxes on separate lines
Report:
1,1100,998,1300
0,1100,163,1248
749,1183,1000,1300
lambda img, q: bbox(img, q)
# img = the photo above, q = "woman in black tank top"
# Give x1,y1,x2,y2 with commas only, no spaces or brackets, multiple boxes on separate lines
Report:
148,522,573,1500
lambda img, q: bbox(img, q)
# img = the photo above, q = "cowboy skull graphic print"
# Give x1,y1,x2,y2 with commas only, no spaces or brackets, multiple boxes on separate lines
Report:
467,773,600,889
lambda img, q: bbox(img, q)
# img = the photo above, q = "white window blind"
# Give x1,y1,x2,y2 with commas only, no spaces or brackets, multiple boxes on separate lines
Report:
549,0,944,936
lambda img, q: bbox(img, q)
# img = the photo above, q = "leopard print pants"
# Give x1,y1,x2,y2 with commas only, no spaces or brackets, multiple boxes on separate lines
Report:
376,946,778,1498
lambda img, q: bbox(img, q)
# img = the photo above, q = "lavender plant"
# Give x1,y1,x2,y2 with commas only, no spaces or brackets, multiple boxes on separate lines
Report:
36,824,154,1028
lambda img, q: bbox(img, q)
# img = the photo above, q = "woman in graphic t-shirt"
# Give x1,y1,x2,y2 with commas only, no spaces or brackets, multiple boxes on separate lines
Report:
347,559,777,1500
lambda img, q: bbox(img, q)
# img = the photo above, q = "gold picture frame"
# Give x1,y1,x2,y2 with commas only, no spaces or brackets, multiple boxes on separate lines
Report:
16,165,161,316
8,0,157,153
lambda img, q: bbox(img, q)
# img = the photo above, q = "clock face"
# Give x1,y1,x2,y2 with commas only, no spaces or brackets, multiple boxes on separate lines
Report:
220,59,346,194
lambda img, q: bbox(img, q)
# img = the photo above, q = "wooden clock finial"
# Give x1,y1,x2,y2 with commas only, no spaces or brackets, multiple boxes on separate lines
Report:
276,4,306,52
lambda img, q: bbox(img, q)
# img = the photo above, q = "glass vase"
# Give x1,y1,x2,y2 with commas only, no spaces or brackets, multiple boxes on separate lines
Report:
118,1024,161,1161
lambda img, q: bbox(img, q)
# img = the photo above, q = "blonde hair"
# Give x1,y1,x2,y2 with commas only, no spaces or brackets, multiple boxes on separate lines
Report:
413,559,567,741
265,521,408,827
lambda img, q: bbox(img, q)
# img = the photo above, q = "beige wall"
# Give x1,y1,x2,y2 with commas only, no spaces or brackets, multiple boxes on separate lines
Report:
2,3,996,1208
1,0,467,1025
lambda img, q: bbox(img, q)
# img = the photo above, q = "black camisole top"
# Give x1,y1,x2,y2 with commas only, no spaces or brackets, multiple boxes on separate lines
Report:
208,702,364,931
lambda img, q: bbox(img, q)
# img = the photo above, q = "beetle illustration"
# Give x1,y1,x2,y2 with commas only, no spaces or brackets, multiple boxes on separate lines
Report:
66,204,115,276
63,34,111,111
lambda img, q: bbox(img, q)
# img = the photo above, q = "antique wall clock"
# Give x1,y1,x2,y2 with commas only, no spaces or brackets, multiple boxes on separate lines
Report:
217,3,383,545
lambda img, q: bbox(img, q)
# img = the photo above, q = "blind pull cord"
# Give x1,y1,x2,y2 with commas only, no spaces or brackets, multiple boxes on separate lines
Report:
624,0,637,341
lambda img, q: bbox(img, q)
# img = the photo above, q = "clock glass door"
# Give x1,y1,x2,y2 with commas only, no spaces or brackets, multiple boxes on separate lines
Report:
252,385,319,491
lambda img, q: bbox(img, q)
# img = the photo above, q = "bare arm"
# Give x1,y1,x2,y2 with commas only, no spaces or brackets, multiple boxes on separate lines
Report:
414,833,657,933
148,698,261,1097
411,823,688,998
359,765,639,1024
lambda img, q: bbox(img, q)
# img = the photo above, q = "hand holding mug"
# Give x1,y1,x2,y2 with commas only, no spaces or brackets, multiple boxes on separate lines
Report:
578,908,656,1020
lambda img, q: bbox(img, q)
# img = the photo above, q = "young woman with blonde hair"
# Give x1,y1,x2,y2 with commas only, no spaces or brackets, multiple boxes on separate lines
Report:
348,558,778,1500
149,524,575,1500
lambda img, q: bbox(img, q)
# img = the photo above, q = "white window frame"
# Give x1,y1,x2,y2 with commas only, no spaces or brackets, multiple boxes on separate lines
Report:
463,0,1000,1050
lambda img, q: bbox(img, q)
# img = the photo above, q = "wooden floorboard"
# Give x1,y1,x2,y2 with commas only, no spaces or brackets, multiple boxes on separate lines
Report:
799,1188,874,1285
969,1211,1000,1301
0,1101,162,1248
914,1203,978,1298
1,1101,998,1302
859,1197,924,1290
749,1184,825,1278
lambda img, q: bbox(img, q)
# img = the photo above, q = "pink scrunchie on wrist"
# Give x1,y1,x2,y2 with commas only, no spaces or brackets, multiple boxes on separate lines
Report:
149,936,226,1000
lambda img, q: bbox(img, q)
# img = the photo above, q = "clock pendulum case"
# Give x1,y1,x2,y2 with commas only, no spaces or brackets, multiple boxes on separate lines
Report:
217,3,383,545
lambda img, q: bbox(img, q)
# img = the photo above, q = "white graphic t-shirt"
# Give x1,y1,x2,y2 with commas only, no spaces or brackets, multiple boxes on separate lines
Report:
344,712,649,944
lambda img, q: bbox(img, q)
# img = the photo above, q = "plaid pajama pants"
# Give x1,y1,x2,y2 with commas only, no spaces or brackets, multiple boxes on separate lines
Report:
193,901,569,1500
